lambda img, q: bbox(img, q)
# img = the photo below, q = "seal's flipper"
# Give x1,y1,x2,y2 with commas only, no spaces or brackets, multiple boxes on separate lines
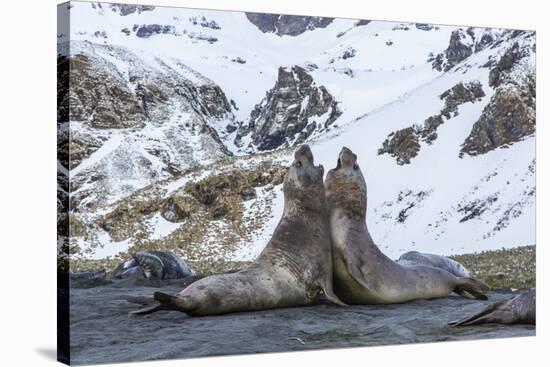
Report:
129,302,165,316
342,242,371,291
454,277,489,300
449,299,509,326
122,295,155,305
154,291,196,314
321,285,347,307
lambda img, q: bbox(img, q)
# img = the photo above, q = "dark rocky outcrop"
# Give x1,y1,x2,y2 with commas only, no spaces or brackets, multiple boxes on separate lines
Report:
245,12,333,36
378,126,421,165
433,29,473,72
189,16,221,30
416,23,434,31
379,81,485,164
460,74,535,157
57,54,146,128
109,4,155,16
355,19,371,27
134,24,177,38
440,81,486,119
236,66,341,151
488,42,528,88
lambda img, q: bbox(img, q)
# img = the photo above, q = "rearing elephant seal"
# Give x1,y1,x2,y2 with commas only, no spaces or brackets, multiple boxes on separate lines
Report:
131,145,344,316
324,147,489,304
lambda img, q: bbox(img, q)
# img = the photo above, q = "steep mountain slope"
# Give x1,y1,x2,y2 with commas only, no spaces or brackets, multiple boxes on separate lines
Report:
58,2,535,265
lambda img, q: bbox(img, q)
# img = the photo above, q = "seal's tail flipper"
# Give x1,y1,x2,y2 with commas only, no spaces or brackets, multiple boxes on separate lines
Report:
454,277,490,300
129,302,165,316
153,291,195,314
449,300,509,326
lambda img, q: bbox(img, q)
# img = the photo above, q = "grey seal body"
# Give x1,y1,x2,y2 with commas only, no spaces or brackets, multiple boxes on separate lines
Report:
397,251,471,278
132,145,344,316
133,251,194,280
450,288,536,326
324,147,488,305
112,251,193,280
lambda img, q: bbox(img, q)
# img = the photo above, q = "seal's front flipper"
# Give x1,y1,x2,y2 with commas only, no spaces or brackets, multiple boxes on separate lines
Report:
321,285,347,307
449,300,509,326
343,242,371,291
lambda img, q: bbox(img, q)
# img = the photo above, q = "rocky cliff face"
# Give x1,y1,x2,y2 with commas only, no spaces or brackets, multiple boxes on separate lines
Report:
59,41,237,210
245,13,333,36
235,66,341,151
432,28,498,71
460,74,535,156
379,81,485,164
460,38,535,157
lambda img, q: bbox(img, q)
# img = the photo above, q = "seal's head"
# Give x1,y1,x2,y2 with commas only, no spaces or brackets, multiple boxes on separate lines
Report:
283,144,326,213
325,147,367,219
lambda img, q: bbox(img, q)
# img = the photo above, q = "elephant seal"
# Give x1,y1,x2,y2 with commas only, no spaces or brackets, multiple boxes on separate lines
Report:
112,251,194,280
68,269,110,288
324,147,489,304
450,288,536,326
397,251,471,278
131,144,344,316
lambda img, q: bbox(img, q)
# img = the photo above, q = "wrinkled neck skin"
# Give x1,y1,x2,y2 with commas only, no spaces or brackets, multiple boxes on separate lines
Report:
283,180,326,219
326,176,385,259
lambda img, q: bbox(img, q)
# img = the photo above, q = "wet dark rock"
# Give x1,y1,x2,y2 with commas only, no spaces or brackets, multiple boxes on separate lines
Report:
67,287,534,364
245,12,333,36
460,74,535,157
236,65,341,151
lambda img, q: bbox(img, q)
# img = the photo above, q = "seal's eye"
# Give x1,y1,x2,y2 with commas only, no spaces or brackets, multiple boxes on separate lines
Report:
353,163,359,170
295,161,302,168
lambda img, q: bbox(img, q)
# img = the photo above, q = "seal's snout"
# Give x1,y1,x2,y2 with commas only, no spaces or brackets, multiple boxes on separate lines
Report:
295,144,314,165
338,147,357,169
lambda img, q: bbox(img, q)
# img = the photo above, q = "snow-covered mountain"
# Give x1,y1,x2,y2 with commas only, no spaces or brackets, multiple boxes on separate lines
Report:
57,1,535,266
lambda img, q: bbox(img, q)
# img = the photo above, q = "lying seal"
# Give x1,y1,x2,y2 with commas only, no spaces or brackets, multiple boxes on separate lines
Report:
68,268,110,288
450,288,536,326
324,147,489,304
397,251,471,278
131,145,344,316
112,251,194,280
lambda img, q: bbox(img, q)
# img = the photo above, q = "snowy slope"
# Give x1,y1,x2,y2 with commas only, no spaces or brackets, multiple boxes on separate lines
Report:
58,1,536,263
